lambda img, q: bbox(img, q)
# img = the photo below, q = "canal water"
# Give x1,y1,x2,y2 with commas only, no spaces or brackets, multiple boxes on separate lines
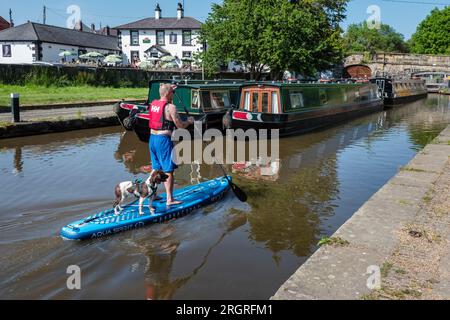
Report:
0,95,449,299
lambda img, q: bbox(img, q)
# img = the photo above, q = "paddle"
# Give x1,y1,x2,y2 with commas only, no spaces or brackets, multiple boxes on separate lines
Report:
173,90,248,203
214,159,248,202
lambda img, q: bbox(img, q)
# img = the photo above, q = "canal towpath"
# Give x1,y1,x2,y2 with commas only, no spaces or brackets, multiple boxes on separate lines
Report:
273,125,450,300
0,103,122,139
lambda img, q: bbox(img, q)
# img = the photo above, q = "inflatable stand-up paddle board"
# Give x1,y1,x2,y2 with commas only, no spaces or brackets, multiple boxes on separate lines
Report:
61,176,230,240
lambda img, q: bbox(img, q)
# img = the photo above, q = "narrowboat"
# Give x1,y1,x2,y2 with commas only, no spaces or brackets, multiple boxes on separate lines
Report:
132,82,243,142
371,78,427,106
114,80,198,130
223,82,383,136
413,72,450,93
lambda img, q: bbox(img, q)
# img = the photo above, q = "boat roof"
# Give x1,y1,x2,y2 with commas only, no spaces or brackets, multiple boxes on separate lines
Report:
238,81,371,88
149,79,246,89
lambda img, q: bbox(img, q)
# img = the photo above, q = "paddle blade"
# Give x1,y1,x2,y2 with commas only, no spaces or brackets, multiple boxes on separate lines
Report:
230,182,247,202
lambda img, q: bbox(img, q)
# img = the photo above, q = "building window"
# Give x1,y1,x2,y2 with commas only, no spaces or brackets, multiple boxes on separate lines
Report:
118,30,122,48
156,30,165,45
169,32,177,44
182,30,192,46
131,51,140,64
130,30,139,46
182,51,192,58
2,44,11,57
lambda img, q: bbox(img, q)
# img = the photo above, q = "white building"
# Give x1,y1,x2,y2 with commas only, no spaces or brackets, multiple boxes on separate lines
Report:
0,22,119,65
115,3,203,67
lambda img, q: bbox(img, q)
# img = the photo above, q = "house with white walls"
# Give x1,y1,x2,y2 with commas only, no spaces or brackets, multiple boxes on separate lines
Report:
0,22,120,65
115,3,203,67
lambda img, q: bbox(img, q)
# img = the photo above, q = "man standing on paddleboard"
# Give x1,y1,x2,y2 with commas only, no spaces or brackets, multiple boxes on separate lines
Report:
149,83,194,206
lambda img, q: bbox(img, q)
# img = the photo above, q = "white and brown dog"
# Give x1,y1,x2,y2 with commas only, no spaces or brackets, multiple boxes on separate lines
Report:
113,170,168,216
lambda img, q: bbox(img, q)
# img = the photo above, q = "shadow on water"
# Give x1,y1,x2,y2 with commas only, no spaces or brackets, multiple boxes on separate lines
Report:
0,95,449,299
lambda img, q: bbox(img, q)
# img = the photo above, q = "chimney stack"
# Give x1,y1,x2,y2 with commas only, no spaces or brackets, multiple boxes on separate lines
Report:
91,23,95,32
177,2,184,20
76,20,83,31
155,3,161,20
106,26,110,36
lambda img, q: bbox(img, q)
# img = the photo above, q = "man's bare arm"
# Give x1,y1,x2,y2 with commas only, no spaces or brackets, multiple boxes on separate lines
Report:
167,104,193,129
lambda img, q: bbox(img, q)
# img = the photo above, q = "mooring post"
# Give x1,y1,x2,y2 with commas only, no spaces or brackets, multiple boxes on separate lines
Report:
11,93,20,123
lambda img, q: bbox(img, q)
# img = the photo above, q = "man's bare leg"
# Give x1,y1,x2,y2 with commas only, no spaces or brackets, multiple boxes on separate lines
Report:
164,172,182,206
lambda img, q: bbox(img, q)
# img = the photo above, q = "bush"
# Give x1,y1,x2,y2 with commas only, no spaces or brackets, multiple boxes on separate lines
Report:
74,71,96,86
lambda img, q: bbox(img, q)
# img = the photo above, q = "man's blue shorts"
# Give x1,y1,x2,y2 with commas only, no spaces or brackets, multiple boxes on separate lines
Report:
149,134,178,173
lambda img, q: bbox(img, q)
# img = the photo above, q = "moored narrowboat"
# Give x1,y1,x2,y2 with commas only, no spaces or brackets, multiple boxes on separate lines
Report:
223,82,383,136
413,72,450,93
370,78,427,106
114,100,148,130
132,82,243,142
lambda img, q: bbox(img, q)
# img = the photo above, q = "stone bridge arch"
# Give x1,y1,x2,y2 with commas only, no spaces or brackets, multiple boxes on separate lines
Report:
343,64,372,79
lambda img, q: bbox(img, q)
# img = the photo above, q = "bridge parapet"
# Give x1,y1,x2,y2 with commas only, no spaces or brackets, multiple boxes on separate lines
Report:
344,53,450,77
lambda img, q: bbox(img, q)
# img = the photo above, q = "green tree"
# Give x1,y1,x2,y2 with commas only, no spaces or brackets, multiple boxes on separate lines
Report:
410,7,450,55
343,22,408,54
200,0,348,80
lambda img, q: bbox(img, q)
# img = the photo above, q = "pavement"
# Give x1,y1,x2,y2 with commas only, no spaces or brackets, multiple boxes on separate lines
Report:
0,104,121,139
0,104,116,123
272,125,450,300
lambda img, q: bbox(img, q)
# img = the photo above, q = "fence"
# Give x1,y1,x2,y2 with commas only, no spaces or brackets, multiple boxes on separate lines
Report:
0,64,253,88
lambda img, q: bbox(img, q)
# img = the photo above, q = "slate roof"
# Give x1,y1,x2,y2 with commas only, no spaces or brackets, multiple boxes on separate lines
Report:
0,16,10,31
115,17,202,30
0,22,119,51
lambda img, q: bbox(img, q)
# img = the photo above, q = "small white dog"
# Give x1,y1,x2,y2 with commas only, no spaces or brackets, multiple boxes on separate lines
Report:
113,170,168,216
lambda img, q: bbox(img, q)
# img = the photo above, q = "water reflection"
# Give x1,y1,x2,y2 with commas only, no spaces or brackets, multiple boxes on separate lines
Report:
0,96,449,299
13,146,23,174
114,131,150,174
132,210,248,300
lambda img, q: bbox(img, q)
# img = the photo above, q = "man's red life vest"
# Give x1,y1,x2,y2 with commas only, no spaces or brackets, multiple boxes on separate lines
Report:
149,100,168,130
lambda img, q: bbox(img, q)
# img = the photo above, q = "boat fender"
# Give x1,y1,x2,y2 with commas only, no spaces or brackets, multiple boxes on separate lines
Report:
222,110,232,130
123,108,140,130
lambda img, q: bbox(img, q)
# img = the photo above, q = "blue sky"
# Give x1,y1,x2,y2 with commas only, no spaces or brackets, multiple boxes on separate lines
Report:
1,0,449,39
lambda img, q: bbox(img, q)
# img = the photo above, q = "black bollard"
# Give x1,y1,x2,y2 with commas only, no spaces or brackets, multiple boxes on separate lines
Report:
11,93,20,123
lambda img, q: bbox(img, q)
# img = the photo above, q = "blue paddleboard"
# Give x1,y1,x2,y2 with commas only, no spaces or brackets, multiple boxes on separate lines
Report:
60,176,230,240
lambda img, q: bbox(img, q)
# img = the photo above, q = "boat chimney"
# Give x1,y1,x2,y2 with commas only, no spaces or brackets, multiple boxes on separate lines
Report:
177,2,184,20
155,3,162,20
91,23,95,32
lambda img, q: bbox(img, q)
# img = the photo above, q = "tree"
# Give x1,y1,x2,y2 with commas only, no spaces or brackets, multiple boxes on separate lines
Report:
409,7,450,55
199,0,348,80
342,22,408,54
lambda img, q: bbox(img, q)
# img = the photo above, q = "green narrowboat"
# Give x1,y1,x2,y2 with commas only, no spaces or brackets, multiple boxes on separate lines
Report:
114,79,242,131
132,81,243,142
223,82,383,136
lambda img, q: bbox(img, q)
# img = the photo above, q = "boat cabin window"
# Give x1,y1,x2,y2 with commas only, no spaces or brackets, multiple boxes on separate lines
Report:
319,89,328,105
210,91,231,110
200,90,232,112
341,88,348,102
201,91,211,110
251,92,259,112
289,91,304,109
243,91,251,111
262,92,269,113
272,92,280,113
192,90,200,109
241,88,281,114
